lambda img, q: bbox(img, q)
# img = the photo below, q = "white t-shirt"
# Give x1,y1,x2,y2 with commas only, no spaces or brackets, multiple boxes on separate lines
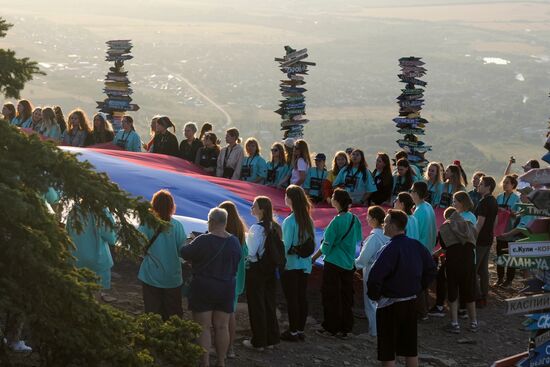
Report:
246,224,266,262
290,158,309,185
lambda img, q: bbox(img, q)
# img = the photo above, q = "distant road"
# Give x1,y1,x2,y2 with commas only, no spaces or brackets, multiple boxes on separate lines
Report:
162,67,233,128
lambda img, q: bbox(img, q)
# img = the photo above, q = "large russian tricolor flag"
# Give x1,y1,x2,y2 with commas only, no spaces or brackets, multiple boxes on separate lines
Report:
59,144,510,249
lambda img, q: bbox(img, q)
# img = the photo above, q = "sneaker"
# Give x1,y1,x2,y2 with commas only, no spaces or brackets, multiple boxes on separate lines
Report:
242,339,264,351
315,328,337,338
428,305,446,317
468,322,479,333
501,280,513,289
297,331,306,342
280,330,300,342
492,279,504,287
10,340,32,353
419,314,429,321
227,346,236,359
445,323,460,334
458,309,468,319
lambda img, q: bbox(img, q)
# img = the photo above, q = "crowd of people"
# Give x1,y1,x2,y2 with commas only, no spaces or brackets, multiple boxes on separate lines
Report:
3,98,548,367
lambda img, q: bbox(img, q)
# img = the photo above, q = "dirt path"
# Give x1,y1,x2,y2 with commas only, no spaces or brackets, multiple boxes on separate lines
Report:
106,257,530,367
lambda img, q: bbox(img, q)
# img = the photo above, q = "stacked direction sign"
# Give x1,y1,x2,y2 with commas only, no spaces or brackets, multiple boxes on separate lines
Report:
492,293,550,366
274,46,316,139
492,167,550,366
393,57,431,172
96,40,139,131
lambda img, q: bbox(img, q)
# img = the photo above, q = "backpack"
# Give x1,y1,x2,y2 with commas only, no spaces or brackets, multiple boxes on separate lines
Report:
258,222,287,274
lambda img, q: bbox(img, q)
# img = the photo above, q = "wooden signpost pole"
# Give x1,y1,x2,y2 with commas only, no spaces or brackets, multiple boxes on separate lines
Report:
393,57,431,174
275,46,315,140
96,40,139,131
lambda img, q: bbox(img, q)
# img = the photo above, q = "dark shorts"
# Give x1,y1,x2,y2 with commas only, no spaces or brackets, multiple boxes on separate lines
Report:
188,275,235,314
376,299,417,361
446,243,476,303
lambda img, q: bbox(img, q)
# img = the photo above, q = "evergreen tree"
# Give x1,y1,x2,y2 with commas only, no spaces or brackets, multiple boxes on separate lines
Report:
0,122,202,366
0,18,44,99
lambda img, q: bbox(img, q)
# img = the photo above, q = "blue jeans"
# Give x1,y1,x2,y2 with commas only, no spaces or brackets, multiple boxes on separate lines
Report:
362,273,378,336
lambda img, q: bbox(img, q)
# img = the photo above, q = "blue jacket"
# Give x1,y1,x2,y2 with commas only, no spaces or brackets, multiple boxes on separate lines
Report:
367,234,436,300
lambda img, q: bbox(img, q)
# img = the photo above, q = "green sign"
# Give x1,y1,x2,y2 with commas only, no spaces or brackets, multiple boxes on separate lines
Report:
496,255,550,270
516,204,550,217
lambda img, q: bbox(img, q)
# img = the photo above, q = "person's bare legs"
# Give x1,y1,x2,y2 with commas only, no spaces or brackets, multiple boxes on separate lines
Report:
5,316,23,344
228,313,236,354
449,300,459,324
382,361,396,367
193,311,213,367
212,311,231,367
405,356,419,367
467,302,477,324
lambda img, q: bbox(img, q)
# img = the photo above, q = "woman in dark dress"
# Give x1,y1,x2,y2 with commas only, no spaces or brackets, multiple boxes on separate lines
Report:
181,207,242,367
151,116,179,157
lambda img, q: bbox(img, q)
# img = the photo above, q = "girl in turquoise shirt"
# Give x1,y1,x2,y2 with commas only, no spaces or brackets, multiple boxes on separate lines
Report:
218,201,249,358
37,107,62,141
67,207,117,290
333,149,377,205
138,190,186,321
280,185,315,341
2,102,16,124
62,109,92,147
391,158,417,202
496,174,520,229
424,162,444,207
240,138,267,183
452,191,478,225
304,153,328,203
439,164,466,208
27,107,42,130
394,192,420,241
313,188,363,338
113,116,142,152
12,99,33,128
265,142,291,188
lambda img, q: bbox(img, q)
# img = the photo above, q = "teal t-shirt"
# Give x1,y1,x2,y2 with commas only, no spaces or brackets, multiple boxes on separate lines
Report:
113,130,142,152
321,211,363,270
413,201,437,251
426,181,444,207
496,192,520,210
67,209,117,289
304,167,328,200
496,192,520,230
411,165,422,181
12,117,32,128
460,211,477,225
241,155,267,183
333,167,377,204
44,187,60,205
39,124,62,141
406,214,420,241
282,213,313,274
265,161,291,187
138,218,186,288
234,241,248,310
